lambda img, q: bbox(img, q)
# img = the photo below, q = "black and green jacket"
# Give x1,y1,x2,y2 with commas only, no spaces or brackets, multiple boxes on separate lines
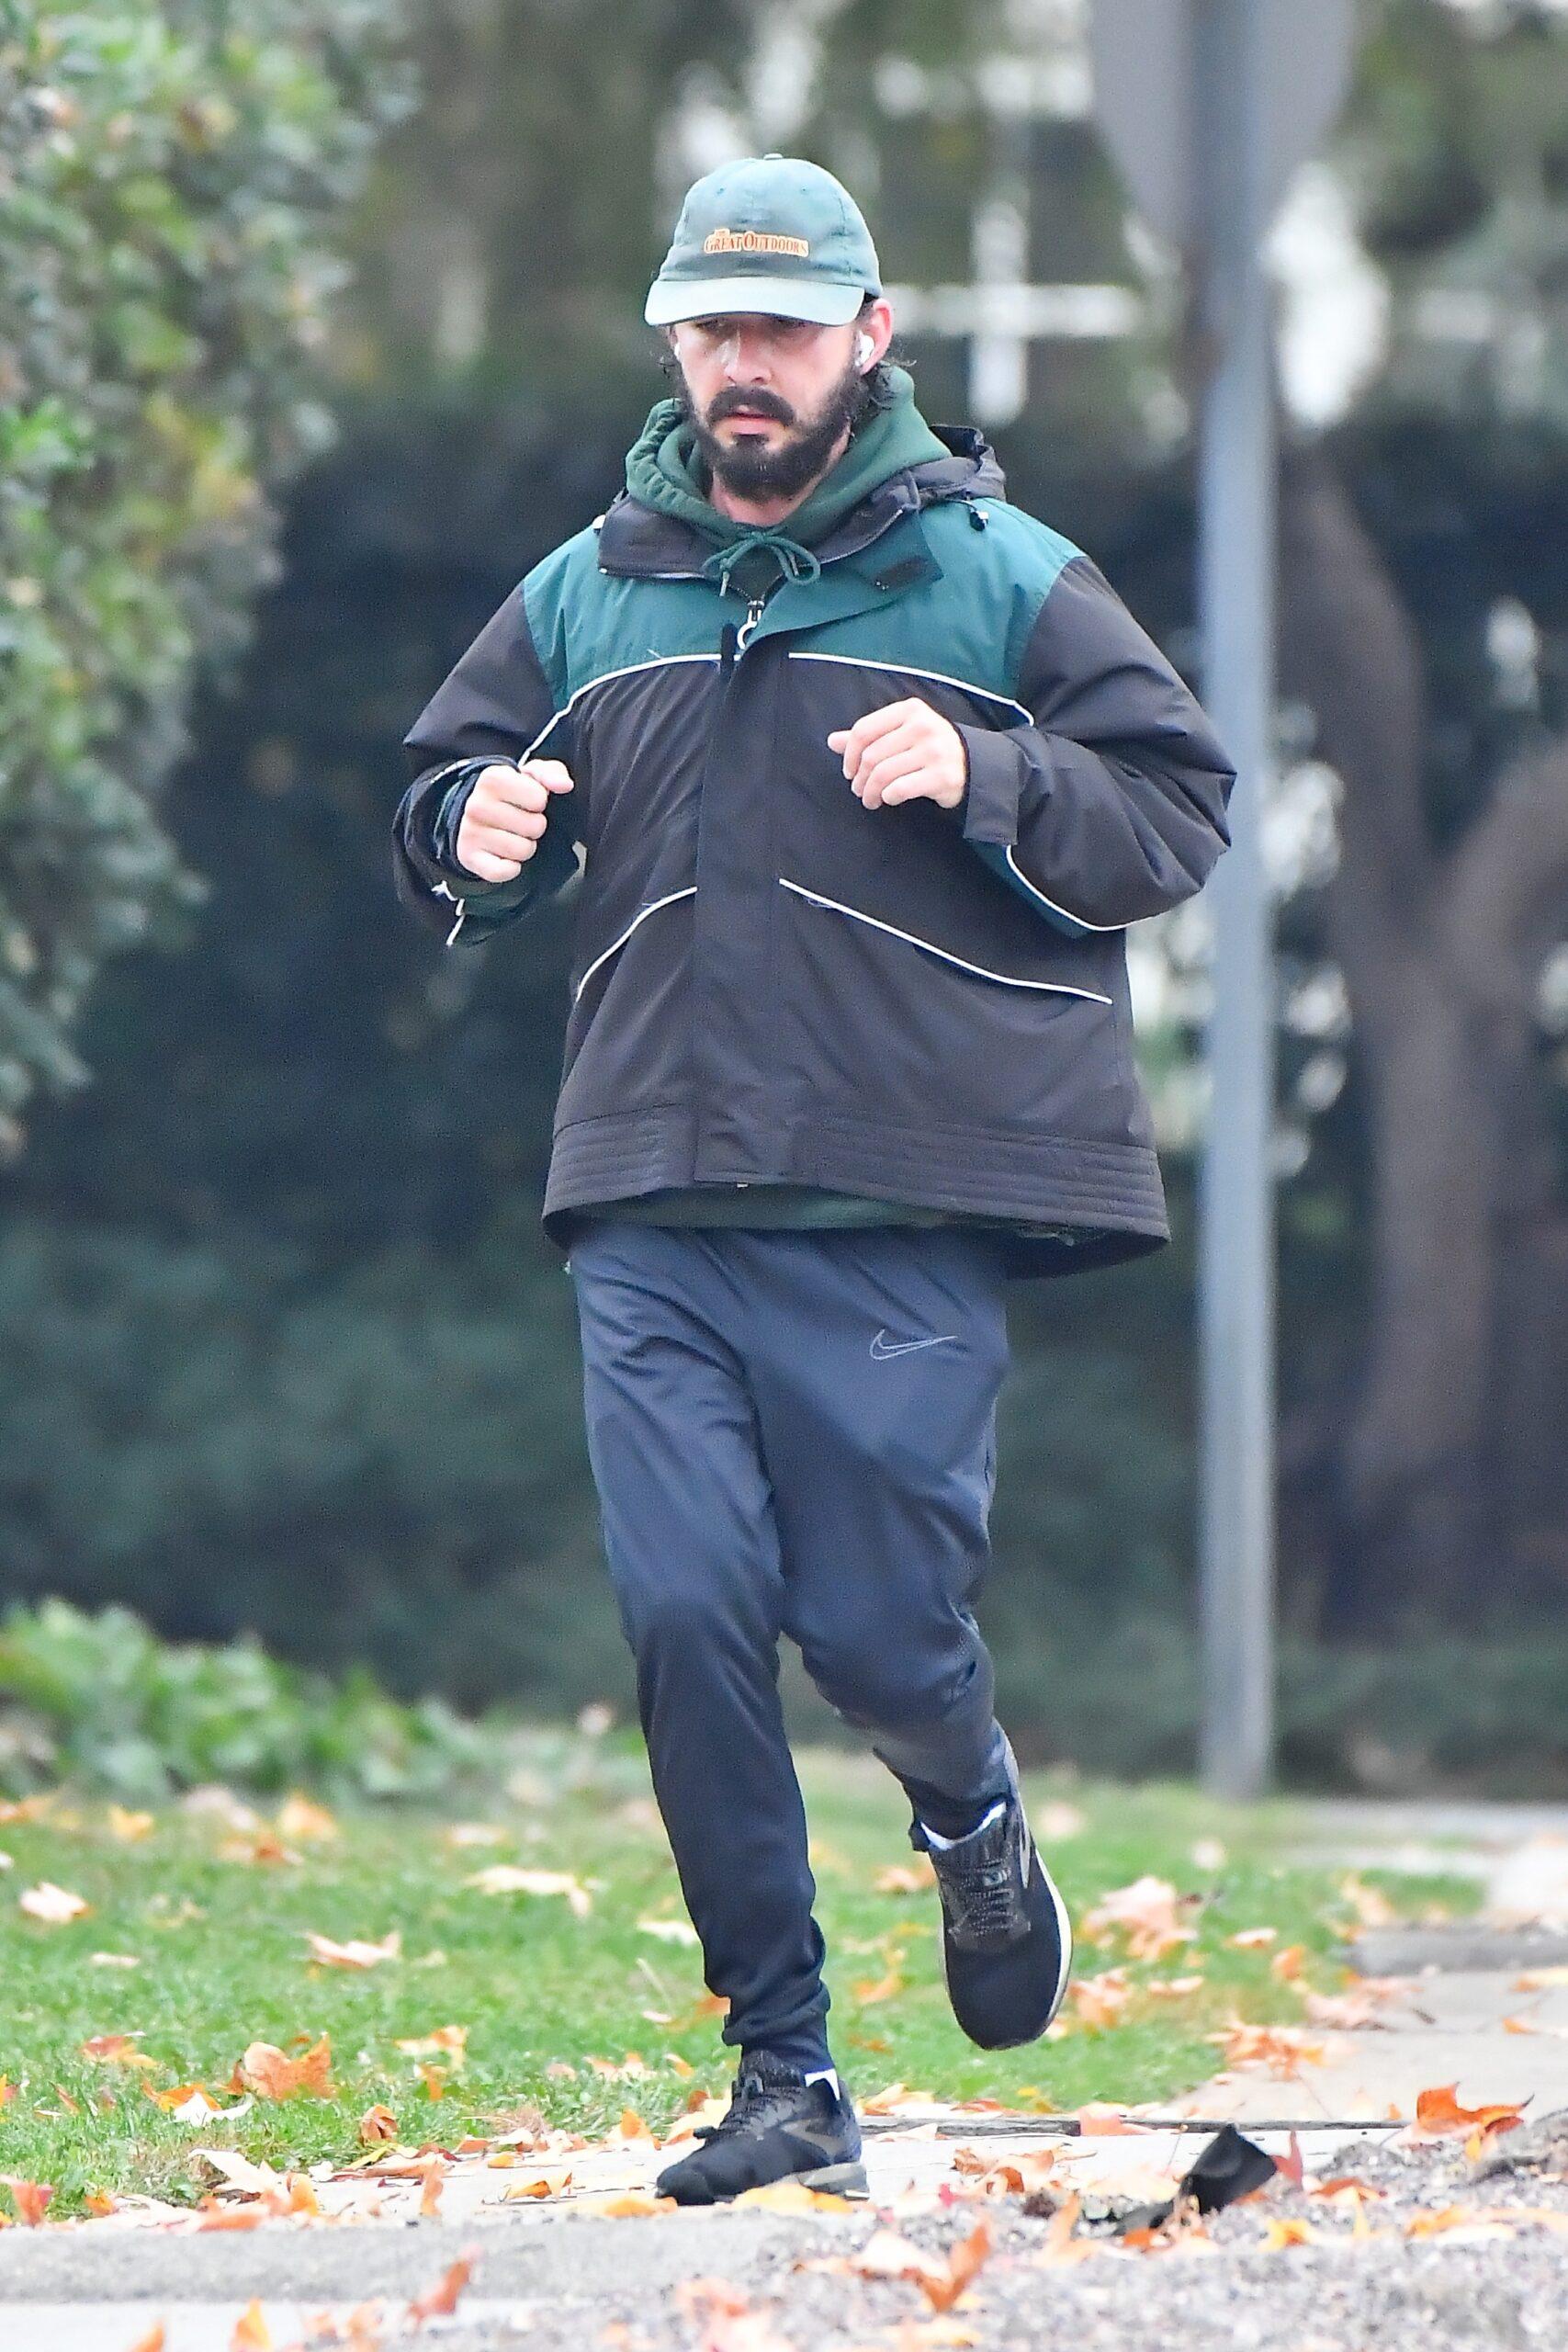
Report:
393,384,1235,1279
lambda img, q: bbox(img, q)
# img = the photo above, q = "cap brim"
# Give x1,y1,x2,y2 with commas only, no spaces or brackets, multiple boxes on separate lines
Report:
644,276,866,328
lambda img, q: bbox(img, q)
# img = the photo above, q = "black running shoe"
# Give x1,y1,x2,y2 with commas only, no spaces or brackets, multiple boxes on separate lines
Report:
910,1739,1072,2050
653,2052,867,2207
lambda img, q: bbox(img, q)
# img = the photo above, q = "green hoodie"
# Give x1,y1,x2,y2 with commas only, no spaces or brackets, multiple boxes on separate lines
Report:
624,361,952,604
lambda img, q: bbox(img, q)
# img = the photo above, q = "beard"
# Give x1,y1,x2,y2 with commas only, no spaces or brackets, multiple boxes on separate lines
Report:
665,349,879,503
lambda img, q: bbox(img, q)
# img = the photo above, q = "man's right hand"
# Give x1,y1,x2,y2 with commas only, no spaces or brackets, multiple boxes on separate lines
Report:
455,759,574,882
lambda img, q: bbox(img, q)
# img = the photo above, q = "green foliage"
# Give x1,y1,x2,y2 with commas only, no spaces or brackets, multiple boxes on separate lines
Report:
0,0,412,1140
0,1596,500,1802
0,1215,617,1713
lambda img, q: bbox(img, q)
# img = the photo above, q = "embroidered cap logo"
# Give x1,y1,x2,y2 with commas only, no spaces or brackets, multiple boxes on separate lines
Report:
702,228,812,258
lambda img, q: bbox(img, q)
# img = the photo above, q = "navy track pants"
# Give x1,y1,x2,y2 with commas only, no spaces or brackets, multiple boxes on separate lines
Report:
566,1216,1016,2057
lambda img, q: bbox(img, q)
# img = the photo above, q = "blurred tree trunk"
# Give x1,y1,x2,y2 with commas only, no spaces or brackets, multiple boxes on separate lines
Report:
1280,438,1568,1628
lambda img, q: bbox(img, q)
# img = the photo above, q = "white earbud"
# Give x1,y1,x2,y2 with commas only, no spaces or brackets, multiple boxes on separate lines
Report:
856,334,874,368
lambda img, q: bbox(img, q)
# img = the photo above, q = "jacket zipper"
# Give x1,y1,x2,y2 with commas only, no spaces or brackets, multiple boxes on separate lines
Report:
736,594,767,651
713,594,768,1191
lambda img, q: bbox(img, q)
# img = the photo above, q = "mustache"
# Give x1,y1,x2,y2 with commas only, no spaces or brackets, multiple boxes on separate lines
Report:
707,390,795,425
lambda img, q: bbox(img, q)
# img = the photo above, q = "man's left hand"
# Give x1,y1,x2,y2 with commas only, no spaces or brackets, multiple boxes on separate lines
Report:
828,699,967,810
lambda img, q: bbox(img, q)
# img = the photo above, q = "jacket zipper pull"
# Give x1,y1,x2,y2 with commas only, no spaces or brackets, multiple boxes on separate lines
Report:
736,595,766,651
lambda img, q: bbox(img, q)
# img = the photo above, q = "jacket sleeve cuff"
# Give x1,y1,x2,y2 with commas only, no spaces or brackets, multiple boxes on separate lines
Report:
953,721,1028,848
432,770,481,872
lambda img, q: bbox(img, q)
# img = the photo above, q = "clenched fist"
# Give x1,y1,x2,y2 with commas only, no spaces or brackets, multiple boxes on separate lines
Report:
827,697,968,810
455,758,574,882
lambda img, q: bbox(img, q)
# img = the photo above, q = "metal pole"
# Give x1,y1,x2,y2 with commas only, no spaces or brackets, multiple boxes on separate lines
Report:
1195,0,1277,1798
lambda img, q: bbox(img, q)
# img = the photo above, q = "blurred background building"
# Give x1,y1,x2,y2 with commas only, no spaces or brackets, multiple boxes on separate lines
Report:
3,0,1566,1790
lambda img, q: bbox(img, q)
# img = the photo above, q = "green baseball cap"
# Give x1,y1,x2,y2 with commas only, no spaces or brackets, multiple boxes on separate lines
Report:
645,153,881,329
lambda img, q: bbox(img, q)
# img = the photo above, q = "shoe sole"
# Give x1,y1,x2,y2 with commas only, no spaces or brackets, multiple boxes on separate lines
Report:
938,1835,1075,2052
800,2160,870,2198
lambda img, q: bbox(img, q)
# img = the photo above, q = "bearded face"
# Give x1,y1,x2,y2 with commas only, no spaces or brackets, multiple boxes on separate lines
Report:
662,339,881,503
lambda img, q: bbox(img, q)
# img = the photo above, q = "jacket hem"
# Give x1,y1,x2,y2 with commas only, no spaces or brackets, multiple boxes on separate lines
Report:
541,1102,1168,1277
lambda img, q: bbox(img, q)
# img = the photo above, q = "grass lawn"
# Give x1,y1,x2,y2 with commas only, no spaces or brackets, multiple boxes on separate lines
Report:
0,1741,1473,2215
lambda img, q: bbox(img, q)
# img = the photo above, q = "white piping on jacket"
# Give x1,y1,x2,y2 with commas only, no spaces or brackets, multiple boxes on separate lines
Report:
778,876,1112,1004
996,844,1129,935
427,655,719,945
572,887,696,1004
789,650,1032,723
431,876,468,948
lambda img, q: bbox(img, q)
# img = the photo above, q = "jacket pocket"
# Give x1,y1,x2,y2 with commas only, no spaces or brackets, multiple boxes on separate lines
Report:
557,885,696,1125
777,878,1111,1004
778,874,1130,1139
570,887,696,1008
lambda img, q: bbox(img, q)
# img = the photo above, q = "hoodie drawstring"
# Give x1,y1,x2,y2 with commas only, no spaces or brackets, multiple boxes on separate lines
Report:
700,531,824,602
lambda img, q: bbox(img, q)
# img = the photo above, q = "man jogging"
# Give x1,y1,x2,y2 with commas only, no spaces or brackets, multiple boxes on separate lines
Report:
393,154,1235,2206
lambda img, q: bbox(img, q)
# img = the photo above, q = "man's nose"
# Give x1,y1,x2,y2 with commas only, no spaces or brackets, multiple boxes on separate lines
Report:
716,326,773,377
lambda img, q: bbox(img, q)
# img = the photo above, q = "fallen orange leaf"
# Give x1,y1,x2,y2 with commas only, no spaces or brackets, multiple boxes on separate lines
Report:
218,1832,299,1867
1036,2189,1093,2266
1404,2204,1517,2240
18,1883,89,1925
1226,1927,1277,1951
419,2159,446,2218
239,2036,336,2101
1074,2103,1137,2135
1068,1970,1132,2030
107,1806,155,1842
6,2179,53,2225
394,2025,468,2072
924,2218,993,2312
852,1967,907,2005
1337,1874,1397,1931
275,1793,340,1845
304,1930,401,1971
358,2104,399,2143
409,2248,474,2324
1270,1944,1307,1982
502,2170,574,2199
1413,2084,1526,2140
231,2300,271,2348
81,2035,156,2069
1079,1877,1196,1964
196,2203,266,2233
873,1860,936,1894
1144,1973,1206,2000
462,1865,592,1917
1209,2021,1327,2077
1260,2217,1317,2249
125,2326,165,2352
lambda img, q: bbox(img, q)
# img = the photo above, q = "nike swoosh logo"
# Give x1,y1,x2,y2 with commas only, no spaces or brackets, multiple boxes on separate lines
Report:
870,1329,958,1360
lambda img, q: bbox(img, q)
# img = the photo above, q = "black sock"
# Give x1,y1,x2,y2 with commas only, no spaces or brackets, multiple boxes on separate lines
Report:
918,1789,1009,1843
744,2029,836,2084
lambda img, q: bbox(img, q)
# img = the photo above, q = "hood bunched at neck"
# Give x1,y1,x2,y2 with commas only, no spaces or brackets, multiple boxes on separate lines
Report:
700,530,821,601
625,361,953,602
